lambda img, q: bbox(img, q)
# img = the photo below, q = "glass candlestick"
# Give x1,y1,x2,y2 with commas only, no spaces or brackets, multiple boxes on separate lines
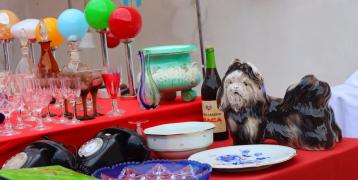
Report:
123,39,136,97
1,39,11,71
98,30,109,67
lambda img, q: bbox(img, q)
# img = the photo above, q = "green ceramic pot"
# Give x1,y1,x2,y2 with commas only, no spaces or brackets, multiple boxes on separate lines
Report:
142,45,202,101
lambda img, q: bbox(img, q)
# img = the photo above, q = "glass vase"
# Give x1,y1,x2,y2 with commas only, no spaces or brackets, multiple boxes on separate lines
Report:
137,50,160,110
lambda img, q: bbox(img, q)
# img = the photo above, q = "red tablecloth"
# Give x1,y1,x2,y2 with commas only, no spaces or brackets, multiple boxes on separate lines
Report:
0,97,202,165
210,138,358,180
1,96,358,180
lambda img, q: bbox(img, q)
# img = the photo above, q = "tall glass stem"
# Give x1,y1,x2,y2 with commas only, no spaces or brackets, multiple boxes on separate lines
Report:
57,99,67,124
124,40,136,97
112,99,119,112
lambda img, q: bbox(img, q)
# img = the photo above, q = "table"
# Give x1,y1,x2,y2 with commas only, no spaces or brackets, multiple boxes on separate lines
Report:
209,138,358,180
0,97,202,165
1,96,358,180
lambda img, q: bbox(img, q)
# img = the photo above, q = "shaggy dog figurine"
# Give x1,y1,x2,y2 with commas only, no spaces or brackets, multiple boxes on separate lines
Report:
217,59,269,145
266,75,342,150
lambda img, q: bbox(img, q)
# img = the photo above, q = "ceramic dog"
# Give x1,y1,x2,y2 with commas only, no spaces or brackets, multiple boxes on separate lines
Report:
217,59,269,145
266,75,342,150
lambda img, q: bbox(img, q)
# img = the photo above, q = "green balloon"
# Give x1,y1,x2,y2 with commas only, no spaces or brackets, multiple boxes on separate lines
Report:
84,0,116,30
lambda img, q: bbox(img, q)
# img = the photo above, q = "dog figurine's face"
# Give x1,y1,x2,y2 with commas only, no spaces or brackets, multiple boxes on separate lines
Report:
218,60,266,113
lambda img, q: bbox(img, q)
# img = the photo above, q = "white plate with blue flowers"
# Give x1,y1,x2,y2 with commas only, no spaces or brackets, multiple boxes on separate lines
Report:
188,144,296,172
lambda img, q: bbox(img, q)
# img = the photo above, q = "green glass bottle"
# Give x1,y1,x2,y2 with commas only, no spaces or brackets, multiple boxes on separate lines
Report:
201,47,228,141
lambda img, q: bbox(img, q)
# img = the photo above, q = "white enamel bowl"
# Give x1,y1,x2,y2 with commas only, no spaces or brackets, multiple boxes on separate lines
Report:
144,122,215,159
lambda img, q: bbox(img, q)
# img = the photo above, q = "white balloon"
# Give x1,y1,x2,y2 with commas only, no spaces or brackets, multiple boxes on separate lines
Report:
11,19,39,40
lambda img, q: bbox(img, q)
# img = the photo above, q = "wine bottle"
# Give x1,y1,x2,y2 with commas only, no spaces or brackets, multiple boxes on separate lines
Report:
201,47,228,141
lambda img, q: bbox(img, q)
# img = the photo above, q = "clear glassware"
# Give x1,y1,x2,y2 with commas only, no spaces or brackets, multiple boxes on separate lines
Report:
0,75,21,136
128,119,149,138
137,50,160,110
50,78,67,124
22,78,52,131
15,29,36,74
102,65,124,117
61,78,82,125
12,75,32,129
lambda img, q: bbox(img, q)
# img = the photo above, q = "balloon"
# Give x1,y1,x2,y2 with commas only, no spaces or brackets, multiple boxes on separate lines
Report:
0,9,20,26
35,17,64,47
106,30,120,48
84,0,116,30
0,23,12,40
58,9,88,41
11,19,39,39
108,6,142,39
0,9,20,40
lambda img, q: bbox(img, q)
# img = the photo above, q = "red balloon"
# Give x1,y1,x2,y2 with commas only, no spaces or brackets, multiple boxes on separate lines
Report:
106,30,120,48
108,6,142,39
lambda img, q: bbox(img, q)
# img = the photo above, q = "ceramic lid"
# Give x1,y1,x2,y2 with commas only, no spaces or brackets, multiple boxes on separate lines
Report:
142,44,197,55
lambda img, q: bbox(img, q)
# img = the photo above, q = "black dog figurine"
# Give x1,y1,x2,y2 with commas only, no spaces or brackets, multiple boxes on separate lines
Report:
266,75,342,150
217,59,269,145
217,60,342,150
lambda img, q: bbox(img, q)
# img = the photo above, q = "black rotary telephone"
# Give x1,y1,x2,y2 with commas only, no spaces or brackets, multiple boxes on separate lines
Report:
1,139,76,170
77,127,151,175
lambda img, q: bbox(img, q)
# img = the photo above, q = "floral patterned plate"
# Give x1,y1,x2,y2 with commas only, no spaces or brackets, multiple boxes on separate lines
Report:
188,144,296,172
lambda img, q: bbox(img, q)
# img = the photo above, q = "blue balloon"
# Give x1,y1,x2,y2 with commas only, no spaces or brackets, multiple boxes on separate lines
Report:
58,9,89,41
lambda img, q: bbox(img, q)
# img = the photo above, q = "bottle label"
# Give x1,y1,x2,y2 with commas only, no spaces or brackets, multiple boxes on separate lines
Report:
202,100,227,133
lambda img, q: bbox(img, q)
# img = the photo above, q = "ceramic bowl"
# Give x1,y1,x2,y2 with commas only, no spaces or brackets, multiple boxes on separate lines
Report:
92,160,212,180
144,122,215,159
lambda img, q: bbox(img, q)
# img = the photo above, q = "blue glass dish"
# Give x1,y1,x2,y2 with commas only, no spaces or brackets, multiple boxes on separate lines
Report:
92,160,212,180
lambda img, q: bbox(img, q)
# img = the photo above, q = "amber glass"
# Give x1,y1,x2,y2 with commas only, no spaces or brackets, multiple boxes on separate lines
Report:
38,41,60,77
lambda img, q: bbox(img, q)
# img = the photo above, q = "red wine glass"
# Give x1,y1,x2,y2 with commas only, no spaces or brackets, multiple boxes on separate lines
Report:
102,65,125,117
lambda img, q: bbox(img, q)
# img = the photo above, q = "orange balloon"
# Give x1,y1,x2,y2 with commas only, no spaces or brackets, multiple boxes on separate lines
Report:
0,9,20,40
35,17,64,47
0,23,12,40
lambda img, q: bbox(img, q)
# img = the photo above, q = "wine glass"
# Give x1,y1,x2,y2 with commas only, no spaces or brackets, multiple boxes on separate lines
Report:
49,78,67,124
0,75,21,136
128,119,149,138
102,65,125,116
61,77,82,125
22,78,52,131
12,75,32,129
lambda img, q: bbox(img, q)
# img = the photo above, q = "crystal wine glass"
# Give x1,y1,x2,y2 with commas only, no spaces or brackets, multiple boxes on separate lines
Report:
102,65,125,116
0,75,21,136
22,78,52,131
61,77,82,125
50,78,67,124
12,75,32,129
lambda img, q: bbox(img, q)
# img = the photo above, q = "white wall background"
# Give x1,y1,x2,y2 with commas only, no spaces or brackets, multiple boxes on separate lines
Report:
1,0,358,97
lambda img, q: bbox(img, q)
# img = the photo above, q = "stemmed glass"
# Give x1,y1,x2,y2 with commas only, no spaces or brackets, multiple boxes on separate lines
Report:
128,119,149,138
0,75,21,136
22,78,53,131
50,78,67,124
12,75,32,129
61,77,82,125
102,65,125,117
